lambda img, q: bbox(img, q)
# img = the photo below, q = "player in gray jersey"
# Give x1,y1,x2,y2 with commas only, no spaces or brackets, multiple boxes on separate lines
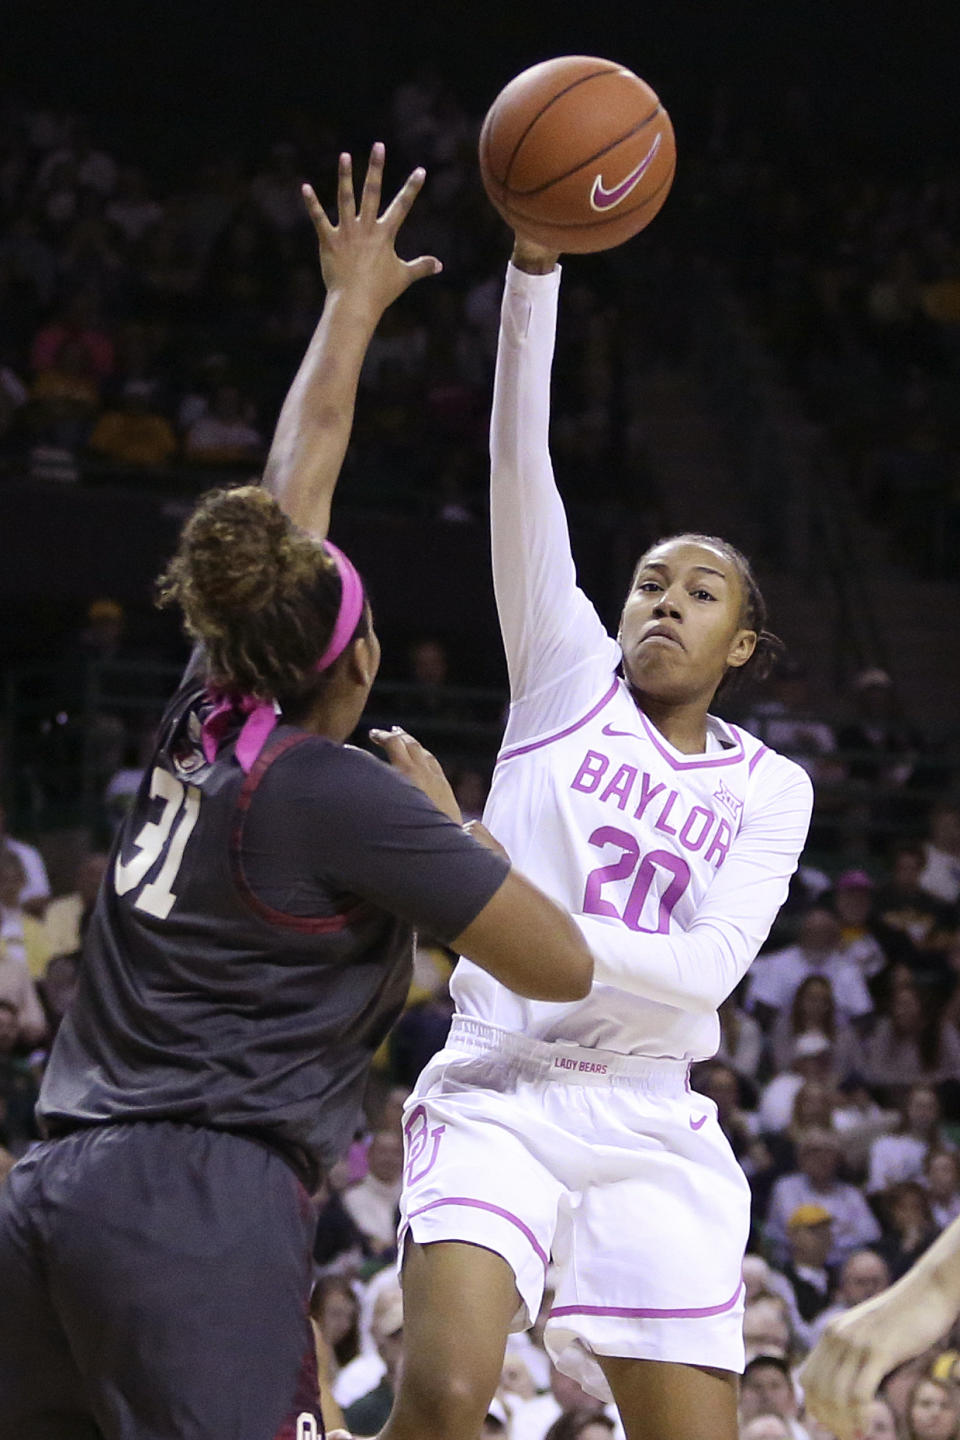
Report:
0,146,593,1440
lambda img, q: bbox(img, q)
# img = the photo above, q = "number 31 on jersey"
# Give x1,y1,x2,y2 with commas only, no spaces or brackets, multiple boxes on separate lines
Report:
114,766,200,919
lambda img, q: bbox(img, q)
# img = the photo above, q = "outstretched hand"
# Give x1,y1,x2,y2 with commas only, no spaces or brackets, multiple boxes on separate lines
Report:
799,1288,950,1440
302,143,441,319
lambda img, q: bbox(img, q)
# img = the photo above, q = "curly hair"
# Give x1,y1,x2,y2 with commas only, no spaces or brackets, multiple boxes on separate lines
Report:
628,532,783,692
157,486,368,711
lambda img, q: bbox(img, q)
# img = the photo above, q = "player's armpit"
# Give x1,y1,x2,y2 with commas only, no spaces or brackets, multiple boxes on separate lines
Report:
452,870,593,1002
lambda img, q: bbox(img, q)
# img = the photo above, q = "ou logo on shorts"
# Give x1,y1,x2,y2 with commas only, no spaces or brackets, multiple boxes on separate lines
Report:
403,1103,445,1187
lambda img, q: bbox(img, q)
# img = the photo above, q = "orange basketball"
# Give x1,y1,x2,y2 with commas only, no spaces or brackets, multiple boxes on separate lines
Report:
479,55,676,254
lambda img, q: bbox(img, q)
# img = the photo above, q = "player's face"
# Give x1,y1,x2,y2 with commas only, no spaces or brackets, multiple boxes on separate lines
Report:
618,541,757,707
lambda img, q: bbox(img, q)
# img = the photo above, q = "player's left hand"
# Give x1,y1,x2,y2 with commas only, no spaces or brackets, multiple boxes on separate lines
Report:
369,725,462,824
302,143,442,321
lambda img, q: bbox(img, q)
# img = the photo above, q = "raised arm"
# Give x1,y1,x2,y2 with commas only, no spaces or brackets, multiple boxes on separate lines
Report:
262,144,441,538
492,239,620,721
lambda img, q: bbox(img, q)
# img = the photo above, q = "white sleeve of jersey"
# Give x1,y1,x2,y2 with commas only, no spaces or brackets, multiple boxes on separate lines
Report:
574,756,814,1014
491,263,621,738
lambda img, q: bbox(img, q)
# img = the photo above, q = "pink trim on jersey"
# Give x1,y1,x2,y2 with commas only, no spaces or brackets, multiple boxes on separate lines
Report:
406,1196,549,1270
496,679,620,765
636,705,746,771
550,1280,743,1322
747,743,769,775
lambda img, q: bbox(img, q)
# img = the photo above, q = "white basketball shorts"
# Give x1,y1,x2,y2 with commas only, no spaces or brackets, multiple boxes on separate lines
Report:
398,1017,749,1402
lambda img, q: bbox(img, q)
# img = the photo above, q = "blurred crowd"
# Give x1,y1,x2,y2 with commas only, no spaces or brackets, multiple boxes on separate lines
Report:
2,76,960,1440
0,85,637,516
1,79,958,560
695,85,960,575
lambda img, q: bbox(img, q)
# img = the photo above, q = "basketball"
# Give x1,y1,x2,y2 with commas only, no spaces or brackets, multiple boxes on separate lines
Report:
479,55,676,254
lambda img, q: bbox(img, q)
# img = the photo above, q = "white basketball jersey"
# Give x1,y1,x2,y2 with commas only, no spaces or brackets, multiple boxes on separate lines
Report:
449,264,813,1062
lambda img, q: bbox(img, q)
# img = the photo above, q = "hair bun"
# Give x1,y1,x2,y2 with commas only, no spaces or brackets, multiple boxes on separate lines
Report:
158,484,352,701
179,485,296,621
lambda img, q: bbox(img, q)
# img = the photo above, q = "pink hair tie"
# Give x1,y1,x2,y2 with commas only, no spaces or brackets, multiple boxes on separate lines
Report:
314,541,365,672
201,691,278,773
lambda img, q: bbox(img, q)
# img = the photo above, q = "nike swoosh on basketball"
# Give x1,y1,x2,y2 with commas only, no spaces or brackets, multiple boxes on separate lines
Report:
590,133,662,212
601,723,641,739
689,1114,708,1131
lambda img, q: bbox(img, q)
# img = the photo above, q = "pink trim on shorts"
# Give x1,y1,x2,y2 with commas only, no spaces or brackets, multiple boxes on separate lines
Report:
406,1196,549,1270
747,743,769,775
550,1281,743,1322
496,680,619,764
637,708,746,771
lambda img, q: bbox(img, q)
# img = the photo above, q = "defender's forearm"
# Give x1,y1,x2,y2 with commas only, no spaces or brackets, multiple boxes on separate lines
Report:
262,290,380,539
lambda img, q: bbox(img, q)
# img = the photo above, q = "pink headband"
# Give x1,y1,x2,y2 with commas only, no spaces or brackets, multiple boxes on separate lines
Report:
201,539,366,773
314,541,365,672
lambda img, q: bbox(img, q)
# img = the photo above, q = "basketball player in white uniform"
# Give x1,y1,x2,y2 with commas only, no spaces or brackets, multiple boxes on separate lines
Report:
379,239,813,1440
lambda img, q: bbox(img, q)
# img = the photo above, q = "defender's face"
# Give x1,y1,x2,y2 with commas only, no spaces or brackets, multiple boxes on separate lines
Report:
619,540,756,705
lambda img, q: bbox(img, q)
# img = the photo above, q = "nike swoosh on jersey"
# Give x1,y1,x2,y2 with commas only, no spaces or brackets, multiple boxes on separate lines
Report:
689,1114,708,1131
590,133,662,212
601,723,642,739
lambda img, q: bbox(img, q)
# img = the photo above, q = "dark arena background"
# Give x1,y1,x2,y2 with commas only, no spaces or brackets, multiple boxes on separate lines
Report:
2,0,960,1420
